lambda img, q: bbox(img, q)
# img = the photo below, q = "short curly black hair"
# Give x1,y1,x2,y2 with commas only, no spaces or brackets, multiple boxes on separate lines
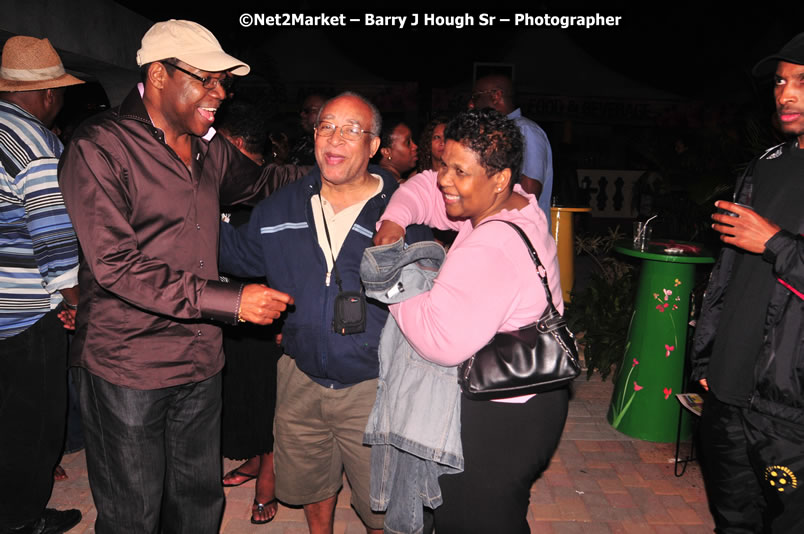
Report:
444,108,523,186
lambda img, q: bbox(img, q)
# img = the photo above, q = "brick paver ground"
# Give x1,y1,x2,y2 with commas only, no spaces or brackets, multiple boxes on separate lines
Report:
48,374,714,533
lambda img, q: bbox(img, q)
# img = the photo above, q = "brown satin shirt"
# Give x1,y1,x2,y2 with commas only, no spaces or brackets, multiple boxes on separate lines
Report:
59,87,265,389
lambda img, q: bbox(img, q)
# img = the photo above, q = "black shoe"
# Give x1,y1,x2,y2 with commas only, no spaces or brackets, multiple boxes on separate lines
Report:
3,509,81,534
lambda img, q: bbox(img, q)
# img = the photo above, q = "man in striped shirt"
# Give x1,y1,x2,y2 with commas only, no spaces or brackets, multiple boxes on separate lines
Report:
0,35,83,534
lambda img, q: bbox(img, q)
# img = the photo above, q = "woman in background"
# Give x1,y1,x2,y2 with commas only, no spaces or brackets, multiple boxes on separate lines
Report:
416,116,448,173
377,118,418,183
216,102,283,525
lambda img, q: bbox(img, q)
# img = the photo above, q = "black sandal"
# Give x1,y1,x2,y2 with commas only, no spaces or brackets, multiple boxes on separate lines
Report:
251,498,278,524
222,468,257,487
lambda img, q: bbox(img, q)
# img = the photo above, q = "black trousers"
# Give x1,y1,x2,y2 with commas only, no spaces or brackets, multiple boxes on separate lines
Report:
74,368,224,534
434,388,569,534
700,395,804,533
0,309,68,528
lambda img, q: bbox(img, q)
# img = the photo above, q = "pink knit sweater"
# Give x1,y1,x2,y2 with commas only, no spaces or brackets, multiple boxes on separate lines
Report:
380,170,563,370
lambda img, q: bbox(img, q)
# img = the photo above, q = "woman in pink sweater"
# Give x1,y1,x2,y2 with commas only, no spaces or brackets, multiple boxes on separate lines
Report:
374,108,568,534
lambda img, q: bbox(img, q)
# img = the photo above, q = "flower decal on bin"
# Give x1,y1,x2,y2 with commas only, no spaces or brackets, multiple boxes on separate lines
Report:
653,289,680,350
610,354,642,428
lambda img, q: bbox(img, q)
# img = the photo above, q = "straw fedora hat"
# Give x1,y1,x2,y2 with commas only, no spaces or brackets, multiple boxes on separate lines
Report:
0,36,84,92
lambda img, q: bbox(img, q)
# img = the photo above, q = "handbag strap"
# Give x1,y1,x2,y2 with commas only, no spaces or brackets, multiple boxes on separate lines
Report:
477,219,558,313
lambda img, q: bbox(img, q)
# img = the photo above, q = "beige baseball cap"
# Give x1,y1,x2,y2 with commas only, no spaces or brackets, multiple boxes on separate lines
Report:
136,19,249,75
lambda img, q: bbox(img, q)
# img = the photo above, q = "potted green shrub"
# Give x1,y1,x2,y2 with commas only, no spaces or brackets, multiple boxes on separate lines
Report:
566,227,636,381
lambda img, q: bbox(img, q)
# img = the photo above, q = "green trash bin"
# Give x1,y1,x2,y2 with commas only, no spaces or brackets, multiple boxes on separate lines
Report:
607,241,714,442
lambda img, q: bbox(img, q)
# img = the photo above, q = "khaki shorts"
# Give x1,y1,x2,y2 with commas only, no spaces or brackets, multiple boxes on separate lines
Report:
273,355,384,529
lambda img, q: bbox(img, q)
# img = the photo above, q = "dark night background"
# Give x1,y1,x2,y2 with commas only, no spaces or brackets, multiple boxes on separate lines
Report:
114,1,804,100
64,2,804,239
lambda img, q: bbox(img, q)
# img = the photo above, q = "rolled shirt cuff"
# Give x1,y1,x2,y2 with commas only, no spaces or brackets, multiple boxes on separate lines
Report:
46,266,79,309
43,265,79,293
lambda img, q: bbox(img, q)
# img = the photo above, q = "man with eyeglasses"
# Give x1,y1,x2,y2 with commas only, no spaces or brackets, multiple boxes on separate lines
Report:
219,92,431,533
469,74,553,227
58,19,292,534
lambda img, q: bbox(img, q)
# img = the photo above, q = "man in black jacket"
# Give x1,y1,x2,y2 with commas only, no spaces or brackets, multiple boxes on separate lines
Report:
691,33,804,533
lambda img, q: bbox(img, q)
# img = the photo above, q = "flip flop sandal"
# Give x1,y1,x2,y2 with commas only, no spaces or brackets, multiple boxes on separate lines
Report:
251,498,278,525
222,468,257,487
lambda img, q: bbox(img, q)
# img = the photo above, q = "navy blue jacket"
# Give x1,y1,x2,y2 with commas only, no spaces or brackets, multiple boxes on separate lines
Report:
220,167,431,388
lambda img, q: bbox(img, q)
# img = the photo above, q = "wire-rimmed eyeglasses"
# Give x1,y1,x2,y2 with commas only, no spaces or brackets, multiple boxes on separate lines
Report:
315,121,376,141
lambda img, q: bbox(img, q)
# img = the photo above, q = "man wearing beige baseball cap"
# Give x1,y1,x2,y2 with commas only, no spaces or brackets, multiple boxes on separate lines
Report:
0,35,83,534
59,20,292,534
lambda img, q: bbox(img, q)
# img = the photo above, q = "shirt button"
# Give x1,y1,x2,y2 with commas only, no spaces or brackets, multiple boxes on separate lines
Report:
197,330,202,337
199,260,205,268
196,224,201,230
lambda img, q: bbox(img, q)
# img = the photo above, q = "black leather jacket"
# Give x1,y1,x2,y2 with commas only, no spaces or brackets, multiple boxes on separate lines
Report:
690,142,804,425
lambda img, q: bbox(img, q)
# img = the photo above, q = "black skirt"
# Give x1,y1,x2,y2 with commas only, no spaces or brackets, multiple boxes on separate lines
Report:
220,321,282,460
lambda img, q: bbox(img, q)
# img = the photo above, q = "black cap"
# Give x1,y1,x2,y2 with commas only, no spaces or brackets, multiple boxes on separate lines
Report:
753,33,804,77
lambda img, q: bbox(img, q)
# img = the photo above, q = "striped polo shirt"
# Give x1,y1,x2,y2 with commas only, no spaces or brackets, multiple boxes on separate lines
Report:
0,99,78,339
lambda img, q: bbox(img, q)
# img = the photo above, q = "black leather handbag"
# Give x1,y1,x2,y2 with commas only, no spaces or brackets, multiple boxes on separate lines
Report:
458,220,581,400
